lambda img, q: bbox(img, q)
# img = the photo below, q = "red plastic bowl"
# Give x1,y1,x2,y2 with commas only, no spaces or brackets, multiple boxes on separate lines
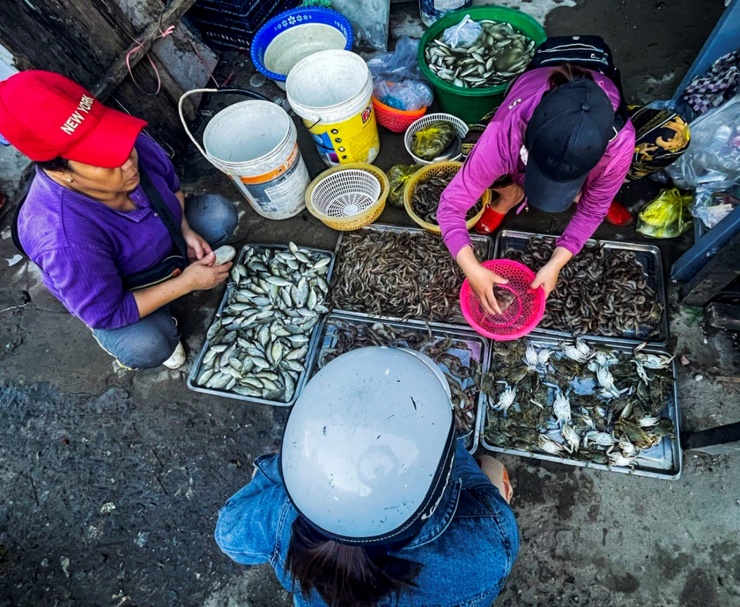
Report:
459,259,546,340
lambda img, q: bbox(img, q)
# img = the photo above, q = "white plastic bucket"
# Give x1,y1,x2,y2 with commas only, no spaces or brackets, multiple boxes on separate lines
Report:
264,24,349,90
179,90,309,220
286,50,380,167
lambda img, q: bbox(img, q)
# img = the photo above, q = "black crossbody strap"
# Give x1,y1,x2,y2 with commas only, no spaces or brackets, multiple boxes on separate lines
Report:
138,167,188,258
11,191,28,257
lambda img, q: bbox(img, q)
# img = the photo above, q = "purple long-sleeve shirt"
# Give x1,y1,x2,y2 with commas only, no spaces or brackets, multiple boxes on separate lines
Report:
18,134,182,330
438,68,636,259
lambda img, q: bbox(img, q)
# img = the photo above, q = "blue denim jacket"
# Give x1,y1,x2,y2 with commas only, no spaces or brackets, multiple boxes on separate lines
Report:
215,441,519,607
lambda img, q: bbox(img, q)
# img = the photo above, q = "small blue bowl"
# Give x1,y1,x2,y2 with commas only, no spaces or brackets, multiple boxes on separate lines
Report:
251,7,354,86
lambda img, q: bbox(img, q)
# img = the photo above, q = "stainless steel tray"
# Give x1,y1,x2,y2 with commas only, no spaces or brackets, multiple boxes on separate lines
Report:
333,223,493,326
305,311,491,454
493,230,669,347
187,242,336,407
477,335,682,480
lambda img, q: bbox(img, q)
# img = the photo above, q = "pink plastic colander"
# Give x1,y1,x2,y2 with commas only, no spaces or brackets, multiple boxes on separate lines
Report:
459,259,546,341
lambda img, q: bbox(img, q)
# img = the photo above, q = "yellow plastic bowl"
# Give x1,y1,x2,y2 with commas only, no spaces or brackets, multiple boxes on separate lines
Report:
403,161,490,234
305,163,389,231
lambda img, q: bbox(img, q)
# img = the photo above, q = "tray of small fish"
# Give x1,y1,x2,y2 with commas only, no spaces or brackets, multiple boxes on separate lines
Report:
187,242,335,406
478,336,681,479
409,172,482,226
494,231,669,345
331,224,492,325
305,312,490,453
425,20,536,89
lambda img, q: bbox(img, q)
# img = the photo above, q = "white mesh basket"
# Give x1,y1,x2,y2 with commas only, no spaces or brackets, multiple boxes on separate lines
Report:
310,169,382,219
404,113,469,165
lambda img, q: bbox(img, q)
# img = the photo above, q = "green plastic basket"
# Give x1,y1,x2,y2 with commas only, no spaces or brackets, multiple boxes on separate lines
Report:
418,7,547,124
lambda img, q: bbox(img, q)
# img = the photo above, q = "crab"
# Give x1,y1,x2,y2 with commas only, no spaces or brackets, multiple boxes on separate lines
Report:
490,384,516,412
608,451,637,468
584,430,616,448
561,424,580,453
552,391,572,427
618,435,638,457
596,366,629,399
538,434,565,455
559,340,590,363
631,359,652,384
635,352,675,370
523,344,539,371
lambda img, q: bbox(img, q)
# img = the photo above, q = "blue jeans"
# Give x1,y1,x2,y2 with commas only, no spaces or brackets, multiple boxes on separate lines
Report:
93,194,238,369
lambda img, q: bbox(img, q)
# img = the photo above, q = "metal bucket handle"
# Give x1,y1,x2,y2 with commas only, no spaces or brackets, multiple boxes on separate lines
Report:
178,88,272,161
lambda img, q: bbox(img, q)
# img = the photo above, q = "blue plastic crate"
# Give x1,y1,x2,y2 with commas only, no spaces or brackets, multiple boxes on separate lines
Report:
190,0,300,38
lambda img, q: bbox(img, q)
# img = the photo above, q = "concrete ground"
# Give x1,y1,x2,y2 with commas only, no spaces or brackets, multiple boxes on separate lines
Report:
1,1,738,606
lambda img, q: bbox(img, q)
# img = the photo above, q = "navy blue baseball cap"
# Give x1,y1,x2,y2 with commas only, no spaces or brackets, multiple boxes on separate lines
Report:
524,79,616,213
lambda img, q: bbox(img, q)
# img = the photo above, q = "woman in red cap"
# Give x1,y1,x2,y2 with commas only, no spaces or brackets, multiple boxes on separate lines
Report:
0,70,238,369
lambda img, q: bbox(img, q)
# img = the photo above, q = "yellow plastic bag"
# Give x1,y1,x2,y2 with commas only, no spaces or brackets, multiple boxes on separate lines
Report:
387,163,423,207
411,121,456,160
636,188,693,238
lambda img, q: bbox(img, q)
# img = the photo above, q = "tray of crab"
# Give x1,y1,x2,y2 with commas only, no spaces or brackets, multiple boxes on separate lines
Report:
187,242,335,407
303,312,491,453
477,336,681,480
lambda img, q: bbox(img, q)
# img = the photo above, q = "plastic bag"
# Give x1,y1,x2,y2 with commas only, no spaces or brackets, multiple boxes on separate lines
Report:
666,95,740,192
442,14,481,49
367,37,432,110
373,80,433,111
636,188,693,238
387,164,423,207
691,187,739,229
411,121,456,161
367,37,424,82
331,0,389,51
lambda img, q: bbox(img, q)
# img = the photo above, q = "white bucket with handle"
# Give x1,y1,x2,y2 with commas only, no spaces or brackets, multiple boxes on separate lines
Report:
179,89,309,220
286,50,380,167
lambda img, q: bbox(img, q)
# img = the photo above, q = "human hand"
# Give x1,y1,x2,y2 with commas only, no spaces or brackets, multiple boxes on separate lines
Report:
467,262,510,316
182,252,231,291
182,226,212,261
531,263,560,297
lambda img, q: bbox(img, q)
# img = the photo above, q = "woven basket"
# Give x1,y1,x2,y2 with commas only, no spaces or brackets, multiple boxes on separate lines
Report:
404,113,469,165
372,96,428,133
306,163,389,231
403,161,489,234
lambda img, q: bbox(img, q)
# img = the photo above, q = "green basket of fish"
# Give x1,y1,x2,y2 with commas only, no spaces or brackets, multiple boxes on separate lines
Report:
418,7,546,124
187,242,335,407
305,312,491,453
478,336,682,480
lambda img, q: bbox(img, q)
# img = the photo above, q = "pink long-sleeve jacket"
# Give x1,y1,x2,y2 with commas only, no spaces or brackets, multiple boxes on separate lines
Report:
438,68,636,259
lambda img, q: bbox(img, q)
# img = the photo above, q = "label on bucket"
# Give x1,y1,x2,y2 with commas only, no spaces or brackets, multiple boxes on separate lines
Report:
305,104,380,166
230,143,309,219
239,145,300,186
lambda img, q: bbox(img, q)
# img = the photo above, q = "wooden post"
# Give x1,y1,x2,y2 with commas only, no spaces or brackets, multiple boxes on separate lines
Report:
92,0,199,99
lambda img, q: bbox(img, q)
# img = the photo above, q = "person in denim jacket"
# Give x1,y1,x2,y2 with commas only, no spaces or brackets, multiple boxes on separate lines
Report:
215,347,519,607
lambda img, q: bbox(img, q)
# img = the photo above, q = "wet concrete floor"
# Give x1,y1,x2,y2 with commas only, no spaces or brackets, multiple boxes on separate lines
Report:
1,2,738,606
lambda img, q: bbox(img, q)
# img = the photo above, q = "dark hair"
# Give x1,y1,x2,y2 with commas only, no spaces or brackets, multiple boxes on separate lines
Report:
286,517,422,607
36,157,70,172
547,64,594,89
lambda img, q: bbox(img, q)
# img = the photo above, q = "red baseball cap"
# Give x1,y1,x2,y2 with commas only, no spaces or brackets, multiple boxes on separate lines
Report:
0,70,147,168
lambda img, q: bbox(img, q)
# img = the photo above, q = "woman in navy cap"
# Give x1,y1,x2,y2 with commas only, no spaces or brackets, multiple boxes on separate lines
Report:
438,37,689,315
